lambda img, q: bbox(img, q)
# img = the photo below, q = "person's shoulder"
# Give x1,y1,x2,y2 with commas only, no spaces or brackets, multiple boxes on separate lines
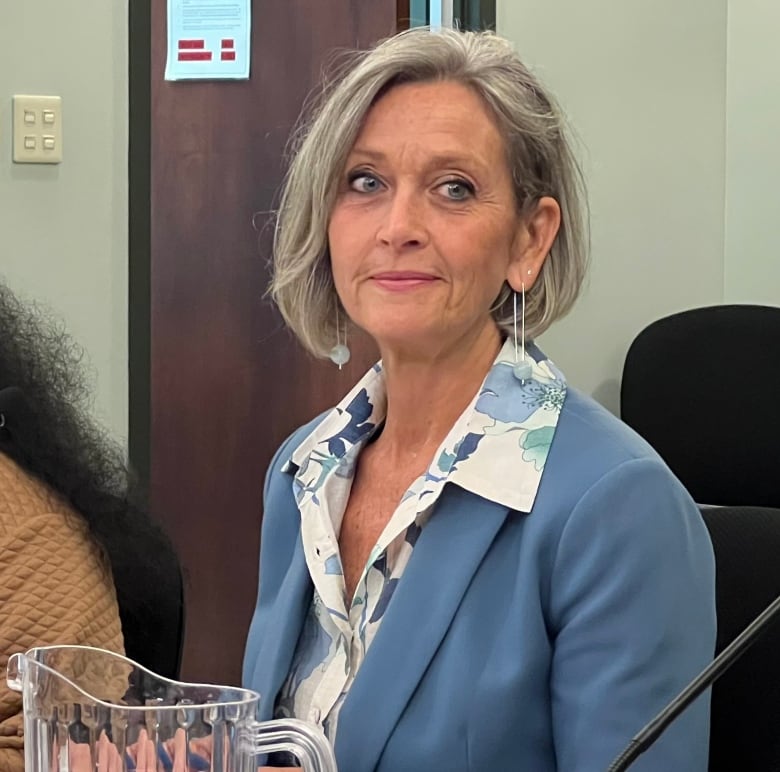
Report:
537,389,709,573
558,386,664,464
542,386,683,505
0,451,71,529
266,410,330,477
0,451,106,575
259,412,332,559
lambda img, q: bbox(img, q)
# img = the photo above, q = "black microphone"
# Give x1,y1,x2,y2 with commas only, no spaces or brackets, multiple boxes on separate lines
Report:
607,592,780,771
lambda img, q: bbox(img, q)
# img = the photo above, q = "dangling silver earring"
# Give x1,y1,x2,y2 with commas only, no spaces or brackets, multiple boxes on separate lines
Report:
512,283,532,382
329,305,351,369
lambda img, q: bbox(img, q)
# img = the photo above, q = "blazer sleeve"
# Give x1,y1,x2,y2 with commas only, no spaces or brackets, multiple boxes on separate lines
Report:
547,457,716,771
0,509,124,772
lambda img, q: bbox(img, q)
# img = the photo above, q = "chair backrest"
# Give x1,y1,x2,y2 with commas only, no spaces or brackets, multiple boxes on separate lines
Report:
700,505,780,771
112,532,185,680
621,304,780,507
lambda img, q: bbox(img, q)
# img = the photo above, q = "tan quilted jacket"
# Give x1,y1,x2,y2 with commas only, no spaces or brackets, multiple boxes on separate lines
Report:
0,452,124,772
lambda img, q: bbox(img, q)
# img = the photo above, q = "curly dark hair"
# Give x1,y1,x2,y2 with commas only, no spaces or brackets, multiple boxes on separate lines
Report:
0,281,182,678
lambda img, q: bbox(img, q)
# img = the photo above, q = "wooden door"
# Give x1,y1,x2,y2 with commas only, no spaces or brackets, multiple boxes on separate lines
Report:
146,0,398,684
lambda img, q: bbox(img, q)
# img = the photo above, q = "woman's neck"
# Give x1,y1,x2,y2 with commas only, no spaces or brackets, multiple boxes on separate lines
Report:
373,324,502,464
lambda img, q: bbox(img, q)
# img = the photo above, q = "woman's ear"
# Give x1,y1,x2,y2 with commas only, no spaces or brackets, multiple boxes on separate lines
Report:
507,196,561,291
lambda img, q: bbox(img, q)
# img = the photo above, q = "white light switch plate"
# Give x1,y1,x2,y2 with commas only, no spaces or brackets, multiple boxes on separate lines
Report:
12,95,63,164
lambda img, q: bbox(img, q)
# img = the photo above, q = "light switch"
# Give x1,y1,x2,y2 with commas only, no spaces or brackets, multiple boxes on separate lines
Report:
12,95,63,164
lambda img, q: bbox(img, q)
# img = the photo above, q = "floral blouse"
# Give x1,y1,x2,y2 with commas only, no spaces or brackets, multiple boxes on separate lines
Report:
274,338,567,739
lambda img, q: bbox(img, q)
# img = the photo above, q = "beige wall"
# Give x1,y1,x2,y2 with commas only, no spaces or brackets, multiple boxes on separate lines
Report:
724,0,780,304
0,1,128,440
497,1,729,412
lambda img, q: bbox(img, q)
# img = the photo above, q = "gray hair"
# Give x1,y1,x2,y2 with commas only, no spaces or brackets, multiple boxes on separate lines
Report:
270,27,589,357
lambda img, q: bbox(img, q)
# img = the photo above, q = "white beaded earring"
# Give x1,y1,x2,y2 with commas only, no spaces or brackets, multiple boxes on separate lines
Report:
512,283,532,382
328,305,351,369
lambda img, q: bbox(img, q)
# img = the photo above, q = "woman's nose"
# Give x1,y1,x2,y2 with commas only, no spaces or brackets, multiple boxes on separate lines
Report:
376,190,429,251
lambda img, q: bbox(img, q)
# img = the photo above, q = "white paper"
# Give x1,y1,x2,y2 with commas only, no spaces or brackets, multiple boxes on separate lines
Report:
165,0,251,81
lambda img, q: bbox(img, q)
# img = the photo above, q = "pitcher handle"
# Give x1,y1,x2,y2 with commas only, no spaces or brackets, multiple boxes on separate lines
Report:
239,718,337,772
6,652,25,691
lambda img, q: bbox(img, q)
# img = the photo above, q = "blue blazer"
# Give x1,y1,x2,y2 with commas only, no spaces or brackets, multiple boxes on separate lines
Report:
243,388,716,771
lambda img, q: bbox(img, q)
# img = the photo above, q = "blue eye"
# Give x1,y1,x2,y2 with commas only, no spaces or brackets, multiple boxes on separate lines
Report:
441,180,474,200
349,173,382,193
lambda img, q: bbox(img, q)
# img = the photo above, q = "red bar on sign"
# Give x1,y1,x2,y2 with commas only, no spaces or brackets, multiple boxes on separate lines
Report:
178,51,213,61
178,39,205,49
221,51,236,61
221,39,234,49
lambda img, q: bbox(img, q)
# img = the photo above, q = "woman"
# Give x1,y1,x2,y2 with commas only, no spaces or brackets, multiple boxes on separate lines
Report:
243,28,716,771
0,282,181,772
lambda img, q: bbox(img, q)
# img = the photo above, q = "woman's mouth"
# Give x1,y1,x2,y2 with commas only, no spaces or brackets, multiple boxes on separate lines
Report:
370,272,439,291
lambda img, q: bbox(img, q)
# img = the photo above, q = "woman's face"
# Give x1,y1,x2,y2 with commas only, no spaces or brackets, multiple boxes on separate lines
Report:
328,80,557,360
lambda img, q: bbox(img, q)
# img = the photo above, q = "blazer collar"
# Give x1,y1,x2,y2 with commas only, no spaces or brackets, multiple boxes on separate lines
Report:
333,484,512,770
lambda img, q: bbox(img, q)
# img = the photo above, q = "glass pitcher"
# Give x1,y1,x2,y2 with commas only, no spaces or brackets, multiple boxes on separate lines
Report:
7,645,337,772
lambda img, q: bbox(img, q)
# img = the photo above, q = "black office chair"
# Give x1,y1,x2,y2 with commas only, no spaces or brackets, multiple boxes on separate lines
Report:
111,528,185,679
621,305,780,508
700,505,780,771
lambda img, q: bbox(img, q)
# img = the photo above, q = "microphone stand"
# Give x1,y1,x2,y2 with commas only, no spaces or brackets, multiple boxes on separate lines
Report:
607,592,780,771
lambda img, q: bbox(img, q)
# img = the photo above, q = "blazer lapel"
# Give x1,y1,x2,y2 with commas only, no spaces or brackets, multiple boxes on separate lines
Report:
250,537,313,720
335,485,511,770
